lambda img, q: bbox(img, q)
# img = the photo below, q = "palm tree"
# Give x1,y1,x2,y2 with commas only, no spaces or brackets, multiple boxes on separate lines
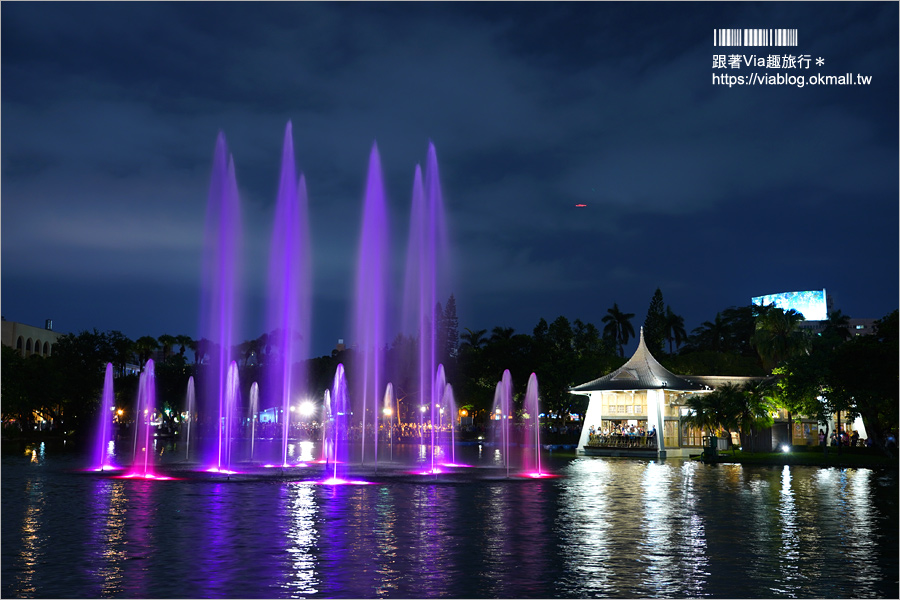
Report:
460,328,488,350
681,385,742,454
752,306,808,371
602,303,635,357
134,336,160,370
681,390,729,446
490,326,515,342
692,312,728,353
157,334,177,363
175,334,194,359
732,380,776,452
663,305,687,354
822,310,851,344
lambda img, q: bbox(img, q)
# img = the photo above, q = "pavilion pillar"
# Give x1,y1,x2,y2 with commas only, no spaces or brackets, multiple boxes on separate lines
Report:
576,392,603,454
647,388,666,458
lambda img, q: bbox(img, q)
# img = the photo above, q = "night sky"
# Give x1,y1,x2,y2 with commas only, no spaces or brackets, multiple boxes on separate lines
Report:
2,2,897,359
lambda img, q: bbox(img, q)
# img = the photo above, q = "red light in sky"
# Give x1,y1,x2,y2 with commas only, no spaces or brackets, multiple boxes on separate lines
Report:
575,204,587,207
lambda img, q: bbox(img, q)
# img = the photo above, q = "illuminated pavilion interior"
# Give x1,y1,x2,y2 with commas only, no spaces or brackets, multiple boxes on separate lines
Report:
570,328,765,458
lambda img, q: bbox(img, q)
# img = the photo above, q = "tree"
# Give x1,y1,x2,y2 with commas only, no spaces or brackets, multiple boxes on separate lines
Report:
134,336,160,370
826,310,898,454
460,328,488,350
157,334,178,363
774,349,834,454
490,326,515,342
443,294,459,359
175,334,194,359
680,389,733,451
602,303,635,357
731,380,776,452
663,305,687,354
821,310,851,345
688,313,728,353
106,330,134,378
752,306,808,372
643,288,666,354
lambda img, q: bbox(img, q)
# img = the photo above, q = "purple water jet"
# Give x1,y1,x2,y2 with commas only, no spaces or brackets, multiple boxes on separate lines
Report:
352,143,389,467
184,376,195,461
129,360,156,478
324,364,351,483
522,373,544,477
93,363,117,471
267,122,312,468
210,361,241,473
249,381,259,461
492,369,513,478
200,132,243,471
402,143,450,469
381,382,395,465
442,382,457,466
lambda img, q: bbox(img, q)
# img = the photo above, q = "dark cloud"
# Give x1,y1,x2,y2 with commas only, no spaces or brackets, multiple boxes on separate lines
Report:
2,1,897,355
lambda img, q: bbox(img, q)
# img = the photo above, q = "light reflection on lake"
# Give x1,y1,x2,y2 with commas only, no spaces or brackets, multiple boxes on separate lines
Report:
1,441,896,598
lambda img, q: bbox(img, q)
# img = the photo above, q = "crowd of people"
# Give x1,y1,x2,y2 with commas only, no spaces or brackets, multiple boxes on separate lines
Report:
585,423,657,448
820,428,867,448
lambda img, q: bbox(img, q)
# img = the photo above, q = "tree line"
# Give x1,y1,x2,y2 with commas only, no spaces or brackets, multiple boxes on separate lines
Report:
3,288,897,454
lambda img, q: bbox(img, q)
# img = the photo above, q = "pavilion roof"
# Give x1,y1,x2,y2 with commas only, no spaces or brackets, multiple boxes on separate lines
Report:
569,328,707,392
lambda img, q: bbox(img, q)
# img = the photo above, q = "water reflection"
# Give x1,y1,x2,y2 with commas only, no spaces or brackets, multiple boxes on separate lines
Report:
842,469,881,593
283,483,320,595
86,478,129,596
1,448,897,599
557,459,615,595
370,487,400,596
15,479,44,595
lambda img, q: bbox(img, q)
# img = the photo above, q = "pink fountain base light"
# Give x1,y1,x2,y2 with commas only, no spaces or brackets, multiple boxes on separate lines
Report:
294,478,374,486
262,462,310,469
205,467,241,475
115,472,178,481
519,472,558,479
89,463,122,473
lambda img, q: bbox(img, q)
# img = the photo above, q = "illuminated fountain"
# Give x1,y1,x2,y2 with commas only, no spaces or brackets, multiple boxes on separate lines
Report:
98,125,552,483
183,376,195,461
267,122,311,468
93,363,117,471
352,143,389,468
199,132,242,473
249,381,259,461
522,373,548,478
208,361,241,474
124,360,162,478
493,370,513,478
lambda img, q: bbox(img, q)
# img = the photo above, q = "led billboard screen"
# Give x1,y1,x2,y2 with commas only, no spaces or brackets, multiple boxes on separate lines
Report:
751,289,828,321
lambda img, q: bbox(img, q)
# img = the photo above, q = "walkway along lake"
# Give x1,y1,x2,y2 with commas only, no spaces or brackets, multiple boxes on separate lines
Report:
2,440,897,598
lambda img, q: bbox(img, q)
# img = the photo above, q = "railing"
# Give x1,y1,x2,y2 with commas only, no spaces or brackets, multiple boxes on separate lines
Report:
585,434,658,449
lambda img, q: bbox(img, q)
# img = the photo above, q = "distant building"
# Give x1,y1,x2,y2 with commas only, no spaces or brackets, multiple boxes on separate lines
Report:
798,317,878,338
1,318,62,357
750,289,878,338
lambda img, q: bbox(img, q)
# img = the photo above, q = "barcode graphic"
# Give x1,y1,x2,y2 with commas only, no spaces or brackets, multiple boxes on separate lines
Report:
713,29,798,47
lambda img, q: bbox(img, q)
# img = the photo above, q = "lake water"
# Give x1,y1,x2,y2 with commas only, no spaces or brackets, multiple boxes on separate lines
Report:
2,440,897,598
